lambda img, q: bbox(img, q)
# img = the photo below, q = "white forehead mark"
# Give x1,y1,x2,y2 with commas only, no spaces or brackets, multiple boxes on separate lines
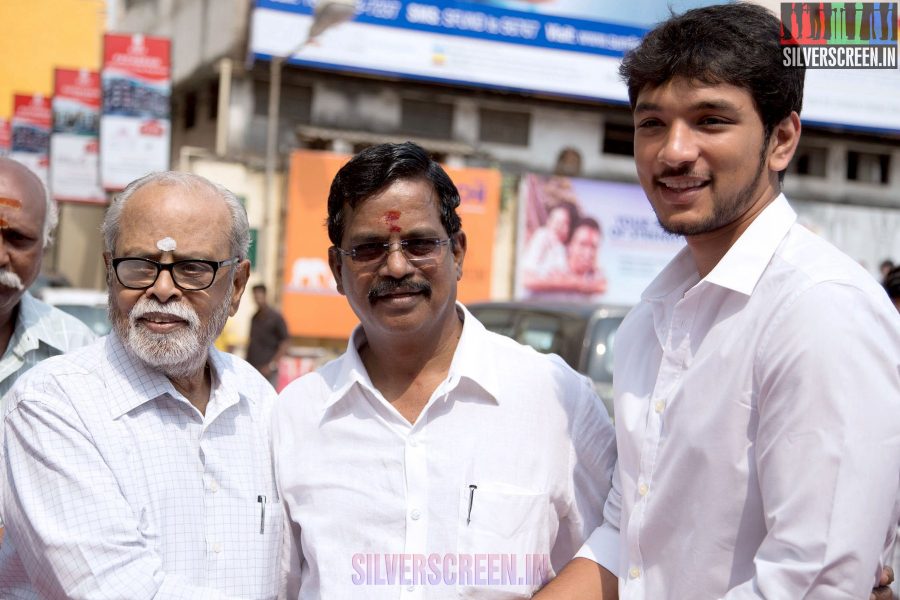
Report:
156,237,177,252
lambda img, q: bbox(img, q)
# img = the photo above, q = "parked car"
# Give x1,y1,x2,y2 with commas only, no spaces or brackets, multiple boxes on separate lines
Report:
467,301,631,417
39,288,112,337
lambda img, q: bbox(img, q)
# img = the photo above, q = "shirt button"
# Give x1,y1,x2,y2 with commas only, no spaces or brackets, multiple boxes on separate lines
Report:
209,479,219,493
407,585,415,592
654,400,666,414
629,567,640,579
410,509,421,520
638,483,649,496
212,542,223,554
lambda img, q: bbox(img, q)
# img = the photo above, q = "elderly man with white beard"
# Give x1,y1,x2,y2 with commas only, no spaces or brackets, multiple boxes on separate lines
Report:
1,172,283,599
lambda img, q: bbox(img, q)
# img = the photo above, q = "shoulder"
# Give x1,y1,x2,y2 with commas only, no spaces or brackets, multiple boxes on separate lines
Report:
21,294,98,350
4,337,108,416
212,348,278,402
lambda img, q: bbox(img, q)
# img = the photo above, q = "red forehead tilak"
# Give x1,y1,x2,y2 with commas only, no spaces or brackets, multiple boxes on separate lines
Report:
383,210,402,232
0,197,21,228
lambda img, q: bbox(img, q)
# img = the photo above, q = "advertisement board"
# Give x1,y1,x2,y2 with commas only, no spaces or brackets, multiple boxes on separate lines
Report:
10,93,52,186
51,68,105,203
100,33,171,190
515,173,683,306
250,0,900,133
283,149,501,339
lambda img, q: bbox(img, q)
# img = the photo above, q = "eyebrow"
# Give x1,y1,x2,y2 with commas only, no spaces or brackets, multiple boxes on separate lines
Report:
634,99,740,114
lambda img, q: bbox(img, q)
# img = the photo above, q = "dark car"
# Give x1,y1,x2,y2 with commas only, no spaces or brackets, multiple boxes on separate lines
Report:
467,301,631,417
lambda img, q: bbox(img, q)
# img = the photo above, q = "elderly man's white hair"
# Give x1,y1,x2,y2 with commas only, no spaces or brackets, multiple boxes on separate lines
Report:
0,158,58,248
101,171,251,259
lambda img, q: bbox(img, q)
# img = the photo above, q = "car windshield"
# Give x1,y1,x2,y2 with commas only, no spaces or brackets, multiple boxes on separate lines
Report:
585,316,624,385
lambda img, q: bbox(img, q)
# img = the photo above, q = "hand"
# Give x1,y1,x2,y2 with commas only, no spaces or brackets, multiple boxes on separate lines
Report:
870,565,895,600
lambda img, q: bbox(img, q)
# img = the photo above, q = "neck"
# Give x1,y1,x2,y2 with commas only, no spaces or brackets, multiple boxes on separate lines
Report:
686,185,779,279
169,362,212,415
0,302,19,357
360,308,464,422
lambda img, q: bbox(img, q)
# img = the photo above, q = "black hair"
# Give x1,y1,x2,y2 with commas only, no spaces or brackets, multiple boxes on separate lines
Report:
252,284,267,293
326,142,462,246
885,266,900,299
620,3,804,142
573,216,602,236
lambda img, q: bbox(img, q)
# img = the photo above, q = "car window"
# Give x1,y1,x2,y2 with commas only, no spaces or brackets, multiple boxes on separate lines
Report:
586,316,624,385
470,308,517,338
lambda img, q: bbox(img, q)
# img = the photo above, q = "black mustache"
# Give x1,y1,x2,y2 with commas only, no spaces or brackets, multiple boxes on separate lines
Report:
656,166,710,179
367,278,432,303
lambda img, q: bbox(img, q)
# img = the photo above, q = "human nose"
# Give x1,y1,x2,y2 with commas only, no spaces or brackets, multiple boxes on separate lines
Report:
145,264,182,303
380,242,416,278
657,121,699,167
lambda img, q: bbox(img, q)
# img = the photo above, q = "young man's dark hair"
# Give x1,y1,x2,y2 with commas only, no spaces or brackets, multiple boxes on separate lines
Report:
326,141,462,246
619,3,805,142
252,283,267,294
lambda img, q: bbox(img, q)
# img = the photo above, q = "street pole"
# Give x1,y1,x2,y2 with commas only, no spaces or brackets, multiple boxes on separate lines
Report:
260,0,357,295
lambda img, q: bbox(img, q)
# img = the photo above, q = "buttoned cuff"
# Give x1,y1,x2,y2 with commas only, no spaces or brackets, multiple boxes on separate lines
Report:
574,524,620,578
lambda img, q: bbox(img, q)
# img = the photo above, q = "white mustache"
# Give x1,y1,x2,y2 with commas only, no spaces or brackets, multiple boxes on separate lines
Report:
129,297,200,329
0,269,24,291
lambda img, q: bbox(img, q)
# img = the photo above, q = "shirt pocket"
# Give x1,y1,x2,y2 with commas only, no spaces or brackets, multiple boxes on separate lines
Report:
456,482,550,599
238,494,284,599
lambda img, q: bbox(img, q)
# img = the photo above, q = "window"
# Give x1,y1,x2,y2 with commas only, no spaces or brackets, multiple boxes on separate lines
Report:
183,90,197,130
208,80,219,121
602,121,634,156
478,108,530,146
847,151,890,184
788,145,827,177
401,98,454,139
253,81,312,124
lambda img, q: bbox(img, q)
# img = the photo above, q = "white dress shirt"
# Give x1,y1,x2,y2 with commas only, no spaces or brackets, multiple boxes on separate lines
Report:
578,195,900,598
0,291,96,400
273,304,617,599
1,334,282,599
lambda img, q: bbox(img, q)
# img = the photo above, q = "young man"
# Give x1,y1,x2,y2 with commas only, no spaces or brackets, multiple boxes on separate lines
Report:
538,4,900,599
273,142,617,598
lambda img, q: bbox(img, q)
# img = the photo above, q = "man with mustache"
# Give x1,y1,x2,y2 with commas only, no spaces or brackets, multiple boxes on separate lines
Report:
536,4,900,599
273,142,617,598
1,172,283,598
0,157,95,399
0,157,96,589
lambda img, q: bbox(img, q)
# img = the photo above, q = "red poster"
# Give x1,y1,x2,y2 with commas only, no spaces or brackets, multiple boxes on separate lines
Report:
52,68,104,203
11,94,52,186
100,33,172,190
0,119,10,157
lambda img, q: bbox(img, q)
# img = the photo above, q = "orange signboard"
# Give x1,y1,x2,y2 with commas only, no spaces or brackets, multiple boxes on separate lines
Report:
282,149,501,339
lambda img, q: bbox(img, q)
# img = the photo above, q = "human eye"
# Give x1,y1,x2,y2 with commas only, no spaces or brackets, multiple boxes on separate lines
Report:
3,230,36,248
351,242,386,262
698,115,732,127
636,117,664,130
403,238,439,257
177,261,212,277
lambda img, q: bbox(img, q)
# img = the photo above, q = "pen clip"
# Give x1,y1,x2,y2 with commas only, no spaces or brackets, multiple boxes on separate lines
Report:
466,484,477,526
258,495,266,534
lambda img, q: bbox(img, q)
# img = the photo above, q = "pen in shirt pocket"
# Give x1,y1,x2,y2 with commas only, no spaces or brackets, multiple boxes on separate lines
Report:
466,484,477,526
258,495,266,534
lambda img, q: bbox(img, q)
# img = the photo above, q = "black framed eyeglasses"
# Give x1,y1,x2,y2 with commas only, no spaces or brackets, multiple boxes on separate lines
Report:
333,238,452,266
111,257,240,291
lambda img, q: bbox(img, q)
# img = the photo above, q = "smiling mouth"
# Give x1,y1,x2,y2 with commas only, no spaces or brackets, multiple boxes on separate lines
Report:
656,176,710,192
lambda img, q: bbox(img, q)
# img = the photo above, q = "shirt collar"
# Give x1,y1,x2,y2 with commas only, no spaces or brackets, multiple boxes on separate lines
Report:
10,292,78,357
642,194,796,301
703,194,796,295
105,333,244,421
321,302,501,414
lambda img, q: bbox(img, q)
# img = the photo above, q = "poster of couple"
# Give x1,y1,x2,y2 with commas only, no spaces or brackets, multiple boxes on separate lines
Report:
515,173,684,306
